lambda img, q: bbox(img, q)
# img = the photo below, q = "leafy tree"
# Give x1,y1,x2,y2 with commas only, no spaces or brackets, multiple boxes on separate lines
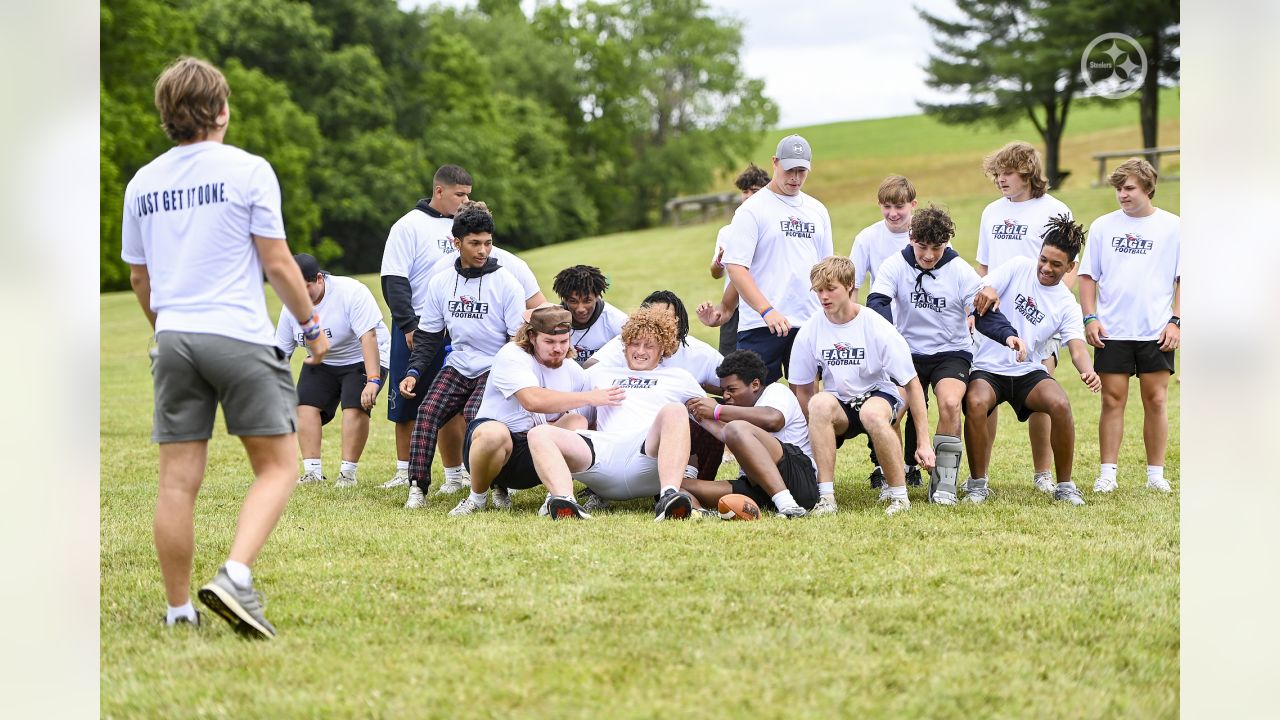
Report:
1093,0,1179,148
919,0,1105,187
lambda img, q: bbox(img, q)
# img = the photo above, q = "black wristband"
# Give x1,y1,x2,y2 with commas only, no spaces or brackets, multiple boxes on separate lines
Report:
1169,316,1180,327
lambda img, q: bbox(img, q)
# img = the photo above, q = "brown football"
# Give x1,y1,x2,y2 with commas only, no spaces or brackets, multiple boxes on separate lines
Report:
717,493,761,521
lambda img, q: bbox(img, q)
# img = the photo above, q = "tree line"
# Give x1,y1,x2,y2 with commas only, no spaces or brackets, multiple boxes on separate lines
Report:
100,0,778,290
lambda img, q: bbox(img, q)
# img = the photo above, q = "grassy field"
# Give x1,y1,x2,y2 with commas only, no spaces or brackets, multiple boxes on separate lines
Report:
101,99,1179,718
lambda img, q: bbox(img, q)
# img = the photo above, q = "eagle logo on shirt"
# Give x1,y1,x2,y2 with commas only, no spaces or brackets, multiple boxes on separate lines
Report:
437,235,455,253
574,346,594,363
910,289,947,312
821,343,866,366
448,295,490,319
780,216,816,239
992,218,1030,241
613,376,657,389
1014,294,1045,324
1111,233,1154,254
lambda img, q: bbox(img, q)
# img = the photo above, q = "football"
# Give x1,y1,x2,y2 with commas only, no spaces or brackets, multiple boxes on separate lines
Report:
717,493,761,521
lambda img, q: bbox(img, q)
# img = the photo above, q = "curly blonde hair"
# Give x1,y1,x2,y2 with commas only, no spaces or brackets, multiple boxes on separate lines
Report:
620,307,680,359
982,141,1049,199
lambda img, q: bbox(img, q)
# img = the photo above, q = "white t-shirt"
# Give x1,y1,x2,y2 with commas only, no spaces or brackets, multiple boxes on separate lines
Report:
849,220,910,289
121,142,285,345
973,257,1085,376
570,301,629,364
584,364,705,439
721,188,834,332
788,307,917,403
380,206,455,324
869,248,985,356
976,194,1072,269
275,275,390,367
754,382,813,463
591,334,723,388
477,342,590,433
425,248,539,314
419,265,526,378
1077,208,1181,340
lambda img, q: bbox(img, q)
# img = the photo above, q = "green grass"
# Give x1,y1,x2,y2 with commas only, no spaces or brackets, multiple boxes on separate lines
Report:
101,102,1179,718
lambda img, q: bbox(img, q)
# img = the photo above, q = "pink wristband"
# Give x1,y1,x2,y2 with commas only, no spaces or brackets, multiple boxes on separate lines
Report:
713,404,722,422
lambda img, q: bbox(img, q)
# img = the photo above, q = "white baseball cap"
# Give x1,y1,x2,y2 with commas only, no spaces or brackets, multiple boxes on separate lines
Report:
775,134,812,170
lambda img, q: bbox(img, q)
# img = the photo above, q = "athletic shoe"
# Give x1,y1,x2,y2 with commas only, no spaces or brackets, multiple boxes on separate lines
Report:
547,496,592,520
1146,477,1172,493
448,496,486,516
684,465,699,479
1093,476,1118,493
691,507,719,520
404,485,426,510
164,611,201,628
1033,472,1055,494
877,485,894,503
810,494,838,516
298,470,324,485
961,478,990,504
581,488,610,513
777,505,808,519
536,494,551,517
653,488,693,521
335,469,357,488
197,566,277,640
380,469,410,489
905,466,923,487
1053,484,1086,506
932,489,958,506
868,466,885,489
885,497,911,516
437,474,469,495
491,485,512,510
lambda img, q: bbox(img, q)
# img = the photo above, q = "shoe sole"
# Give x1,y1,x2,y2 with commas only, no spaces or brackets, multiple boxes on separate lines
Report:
197,584,275,640
654,495,692,521
547,498,591,520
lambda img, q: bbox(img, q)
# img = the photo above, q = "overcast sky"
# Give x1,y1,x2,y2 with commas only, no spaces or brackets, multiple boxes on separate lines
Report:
401,0,960,128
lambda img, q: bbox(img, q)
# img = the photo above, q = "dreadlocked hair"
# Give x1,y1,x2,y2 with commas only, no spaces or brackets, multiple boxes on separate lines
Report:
552,265,610,300
909,203,955,246
452,200,494,239
1039,213,1086,261
641,290,690,346
621,307,680,359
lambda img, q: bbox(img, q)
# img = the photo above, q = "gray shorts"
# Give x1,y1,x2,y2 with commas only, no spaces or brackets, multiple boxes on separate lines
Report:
151,331,297,443
571,431,660,500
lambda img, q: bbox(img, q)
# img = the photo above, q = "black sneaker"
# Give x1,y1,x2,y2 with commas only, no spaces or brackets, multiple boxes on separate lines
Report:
905,466,923,487
653,488,693,521
868,466,885,489
547,496,592,520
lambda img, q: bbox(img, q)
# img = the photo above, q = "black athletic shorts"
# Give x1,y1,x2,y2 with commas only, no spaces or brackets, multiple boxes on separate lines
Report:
297,362,387,425
914,353,971,390
1093,340,1175,376
834,390,903,448
729,441,819,511
462,418,541,490
967,369,1053,423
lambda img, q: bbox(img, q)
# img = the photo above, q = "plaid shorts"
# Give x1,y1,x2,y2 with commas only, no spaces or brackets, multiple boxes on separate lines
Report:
407,366,488,490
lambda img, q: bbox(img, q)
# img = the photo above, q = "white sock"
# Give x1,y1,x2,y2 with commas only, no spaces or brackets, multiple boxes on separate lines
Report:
445,465,466,479
969,476,988,487
1100,463,1118,481
905,464,917,472
303,458,322,475
771,489,799,511
396,460,409,472
660,484,681,496
225,560,252,589
889,485,908,501
818,482,834,496
340,460,358,477
166,601,197,625
1146,465,1164,481
1034,470,1052,480
557,492,578,503
468,490,488,506
1059,481,1077,490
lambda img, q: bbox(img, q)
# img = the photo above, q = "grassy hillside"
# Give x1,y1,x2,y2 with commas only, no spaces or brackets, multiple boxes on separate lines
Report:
101,99,1179,717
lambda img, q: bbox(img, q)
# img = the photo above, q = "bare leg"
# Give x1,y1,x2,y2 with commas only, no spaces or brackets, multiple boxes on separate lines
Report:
933,378,967,438
1098,374,1130,465
682,478,737,509
1024,380,1075,485
439,413,465,468
228,434,300,566
807,392,849,487
964,379,999,478
643,403,692,489
340,408,370,463
155,440,209,607
297,406,323,459
862,399,905,487
527,425,594,497
395,420,413,462
1028,355,1058,474
467,421,514,493
723,420,786,495
1138,371,1172,466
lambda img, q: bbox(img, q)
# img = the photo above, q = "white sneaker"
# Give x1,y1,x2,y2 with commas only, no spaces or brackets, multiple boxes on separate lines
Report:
1146,476,1172,493
1033,472,1055,494
885,498,911,516
877,485,894,503
380,469,409,489
448,496,486,516
298,470,324,485
537,494,552,517
404,485,426,509
684,465,699,479
437,474,469,495
810,494,838,516
491,486,512,509
961,478,990,504
932,490,958,506
1093,476,1118,493
1054,484,1086,506
335,469,357,488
